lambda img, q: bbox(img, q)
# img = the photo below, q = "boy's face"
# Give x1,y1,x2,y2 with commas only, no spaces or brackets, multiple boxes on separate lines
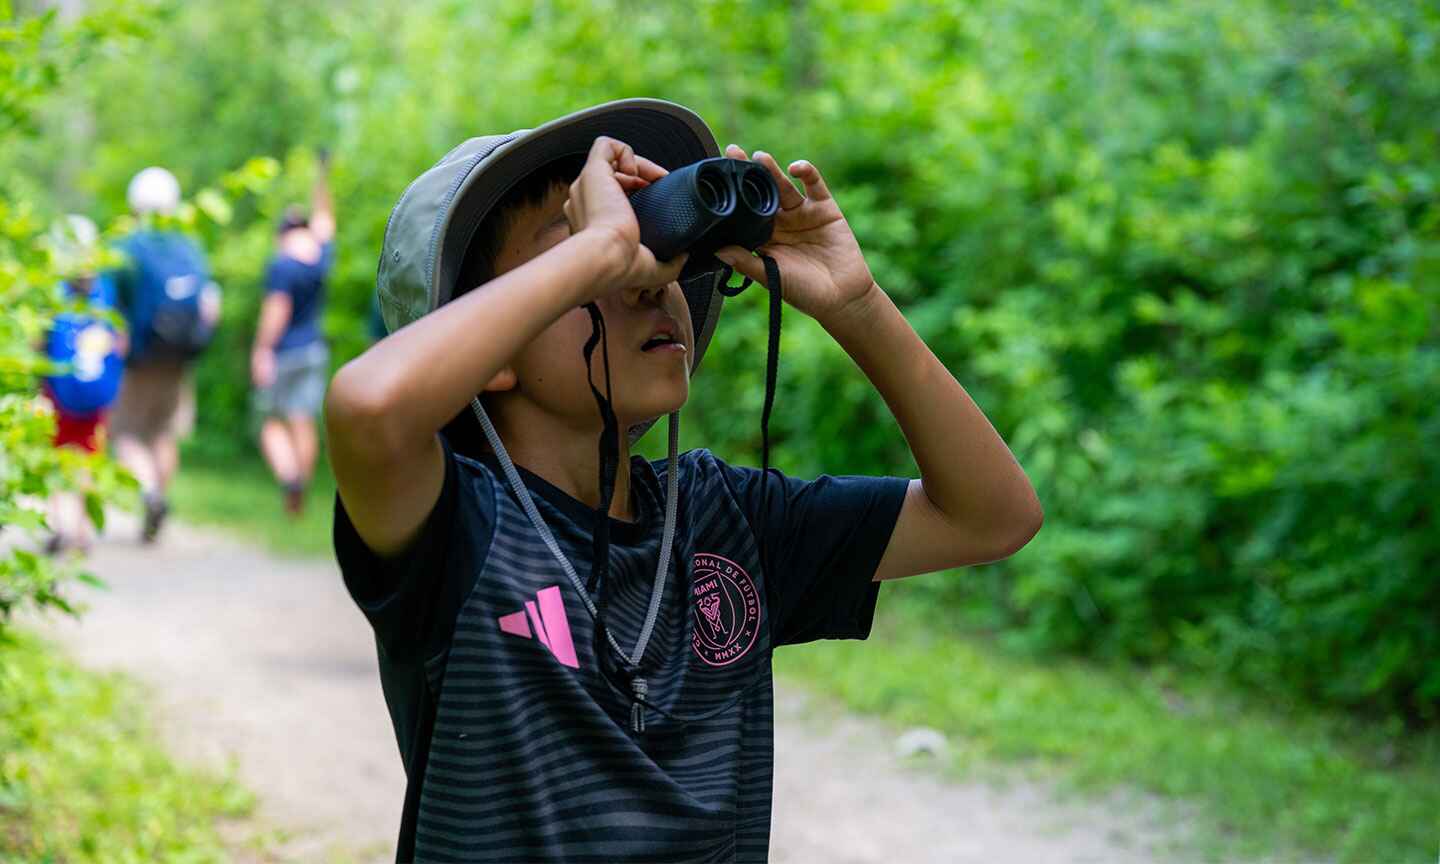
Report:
485,183,694,432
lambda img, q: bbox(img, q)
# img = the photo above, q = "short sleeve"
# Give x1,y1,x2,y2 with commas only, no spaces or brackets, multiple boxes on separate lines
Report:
264,258,295,297
333,437,495,662
719,460,909,646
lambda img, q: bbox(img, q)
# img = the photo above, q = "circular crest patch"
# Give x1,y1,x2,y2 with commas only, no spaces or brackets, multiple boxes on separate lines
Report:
691,553,760,666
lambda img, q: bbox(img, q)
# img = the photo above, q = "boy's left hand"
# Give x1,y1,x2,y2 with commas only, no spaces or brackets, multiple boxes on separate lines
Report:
714,145,877,323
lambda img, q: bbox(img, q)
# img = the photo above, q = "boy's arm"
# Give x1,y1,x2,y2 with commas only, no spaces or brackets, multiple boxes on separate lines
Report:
715,148,1042,581
325,137,685,557
250,289,291,389
823,287,1042,579
309,152,336,244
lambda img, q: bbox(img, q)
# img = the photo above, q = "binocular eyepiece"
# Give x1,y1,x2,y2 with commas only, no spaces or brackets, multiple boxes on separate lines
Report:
628,157,779,280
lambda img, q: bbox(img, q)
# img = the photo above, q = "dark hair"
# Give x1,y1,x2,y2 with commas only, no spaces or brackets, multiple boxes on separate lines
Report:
443,154,587,460
277,204,309,235
455,154,586,298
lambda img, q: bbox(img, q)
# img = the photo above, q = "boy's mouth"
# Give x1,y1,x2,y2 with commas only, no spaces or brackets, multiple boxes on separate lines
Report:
640,321,686,354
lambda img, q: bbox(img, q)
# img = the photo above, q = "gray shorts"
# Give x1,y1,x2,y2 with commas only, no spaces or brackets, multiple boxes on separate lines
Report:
254,342,329,419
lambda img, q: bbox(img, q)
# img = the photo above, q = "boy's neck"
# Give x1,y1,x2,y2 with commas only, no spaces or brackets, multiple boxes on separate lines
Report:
492,410,638,523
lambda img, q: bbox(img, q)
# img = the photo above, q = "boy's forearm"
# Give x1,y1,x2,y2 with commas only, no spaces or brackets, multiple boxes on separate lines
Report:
819,284,1041,537
328,229,619,453
252,293,290,352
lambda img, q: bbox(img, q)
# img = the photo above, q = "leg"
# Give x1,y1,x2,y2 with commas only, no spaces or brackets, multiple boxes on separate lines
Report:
260,418,301,486
113,433,159,496
154,432,180,495
288,415,318,485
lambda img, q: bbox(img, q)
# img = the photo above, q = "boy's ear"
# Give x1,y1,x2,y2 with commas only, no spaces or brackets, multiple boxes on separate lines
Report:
481,366,518,393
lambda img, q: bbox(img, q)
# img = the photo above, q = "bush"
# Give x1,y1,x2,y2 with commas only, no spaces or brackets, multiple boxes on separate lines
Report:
10,0,1437,717
0,632,254,861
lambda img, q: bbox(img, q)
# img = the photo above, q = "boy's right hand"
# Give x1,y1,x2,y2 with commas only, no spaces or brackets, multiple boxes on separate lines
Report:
563,136,688,297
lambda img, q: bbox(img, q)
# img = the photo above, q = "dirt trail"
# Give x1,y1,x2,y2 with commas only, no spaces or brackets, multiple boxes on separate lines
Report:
37,515,1179,863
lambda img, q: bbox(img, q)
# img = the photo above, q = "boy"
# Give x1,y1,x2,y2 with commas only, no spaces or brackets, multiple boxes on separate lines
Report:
41,215,126,554
327,98,1041,863
252,150,336,515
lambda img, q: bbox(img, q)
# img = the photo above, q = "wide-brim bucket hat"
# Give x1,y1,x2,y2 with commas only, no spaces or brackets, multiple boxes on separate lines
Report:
377,98,726,377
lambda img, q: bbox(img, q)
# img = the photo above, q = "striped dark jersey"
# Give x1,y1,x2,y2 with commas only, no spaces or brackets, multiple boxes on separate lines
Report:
335,440,907,863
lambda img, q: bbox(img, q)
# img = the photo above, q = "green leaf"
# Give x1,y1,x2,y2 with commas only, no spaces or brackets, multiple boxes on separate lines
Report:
84,490,105,531
194,187,232,225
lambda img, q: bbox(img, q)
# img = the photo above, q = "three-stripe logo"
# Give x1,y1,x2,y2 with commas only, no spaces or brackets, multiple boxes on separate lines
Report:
497,585,579,668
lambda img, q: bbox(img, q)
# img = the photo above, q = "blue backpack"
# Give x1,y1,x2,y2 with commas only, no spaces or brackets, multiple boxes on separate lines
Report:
44,275,125,417
119,231,218,363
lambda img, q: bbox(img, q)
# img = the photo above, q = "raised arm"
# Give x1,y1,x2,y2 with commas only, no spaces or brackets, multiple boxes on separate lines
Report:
715,146,1042,581
309,151,336,244
325,137,685,556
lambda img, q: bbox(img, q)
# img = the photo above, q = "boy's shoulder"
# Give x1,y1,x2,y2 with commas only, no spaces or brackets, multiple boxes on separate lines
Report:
649,446,737,483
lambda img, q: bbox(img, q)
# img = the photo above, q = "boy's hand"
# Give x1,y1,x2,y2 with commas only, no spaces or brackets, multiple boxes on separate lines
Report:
251,346,276,389
713,145,877,323
564,136,688,297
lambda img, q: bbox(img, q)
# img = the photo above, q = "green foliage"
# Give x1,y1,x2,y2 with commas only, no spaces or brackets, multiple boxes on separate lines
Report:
0,1,275,631
0,2,146,631
777,589,1440,863
10,0,1438,716
0,631,255,861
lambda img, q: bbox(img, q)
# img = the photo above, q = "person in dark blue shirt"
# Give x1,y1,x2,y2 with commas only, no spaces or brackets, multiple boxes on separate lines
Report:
252,151,335,515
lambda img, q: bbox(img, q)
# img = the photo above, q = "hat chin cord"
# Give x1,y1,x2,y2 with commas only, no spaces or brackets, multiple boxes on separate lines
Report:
469,302,680,732
467,252,783,734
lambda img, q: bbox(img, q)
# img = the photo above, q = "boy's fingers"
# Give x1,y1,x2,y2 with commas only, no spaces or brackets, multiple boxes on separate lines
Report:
724,144,750,161
615,173,650,192
788,159,832,202
589,136,638,178
644,250,690,284
635,155,670,182
753,151,806,211
714,246,767,285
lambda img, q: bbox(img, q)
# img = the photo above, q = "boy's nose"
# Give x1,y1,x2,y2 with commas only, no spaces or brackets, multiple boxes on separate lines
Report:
624,281,668,308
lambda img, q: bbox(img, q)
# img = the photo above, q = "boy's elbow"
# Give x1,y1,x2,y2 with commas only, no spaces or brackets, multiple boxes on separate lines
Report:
972,492,1043,563
325,361,406,459
998,495,1043,558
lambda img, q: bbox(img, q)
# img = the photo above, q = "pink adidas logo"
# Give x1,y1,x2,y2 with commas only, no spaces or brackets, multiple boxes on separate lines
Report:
497,585,579,668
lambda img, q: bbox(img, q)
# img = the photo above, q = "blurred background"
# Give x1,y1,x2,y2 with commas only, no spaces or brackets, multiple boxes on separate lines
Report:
1,0,1437,861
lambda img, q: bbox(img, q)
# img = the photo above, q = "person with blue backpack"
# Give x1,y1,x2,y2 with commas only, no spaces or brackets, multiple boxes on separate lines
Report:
110,167,221,543
41,215,127,554
251,150,336,516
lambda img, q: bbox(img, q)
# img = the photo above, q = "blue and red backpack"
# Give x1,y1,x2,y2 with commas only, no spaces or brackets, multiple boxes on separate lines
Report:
44,275,125,418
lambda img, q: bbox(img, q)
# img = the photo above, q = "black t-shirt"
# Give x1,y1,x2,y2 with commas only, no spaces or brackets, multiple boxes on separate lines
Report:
335,441,908,863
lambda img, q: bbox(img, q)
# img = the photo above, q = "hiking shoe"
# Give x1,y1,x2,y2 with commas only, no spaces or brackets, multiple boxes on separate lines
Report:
283,481,305,517
141,494,169,544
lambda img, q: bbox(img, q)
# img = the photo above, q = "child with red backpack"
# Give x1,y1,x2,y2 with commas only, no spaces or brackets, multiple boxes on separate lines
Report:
41,215,126,553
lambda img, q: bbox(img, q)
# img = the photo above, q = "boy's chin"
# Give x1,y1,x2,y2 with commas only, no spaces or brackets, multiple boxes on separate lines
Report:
616,392,690,429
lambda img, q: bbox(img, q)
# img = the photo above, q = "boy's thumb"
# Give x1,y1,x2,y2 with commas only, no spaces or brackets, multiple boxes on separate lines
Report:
714,246,747,267
715,246,764,282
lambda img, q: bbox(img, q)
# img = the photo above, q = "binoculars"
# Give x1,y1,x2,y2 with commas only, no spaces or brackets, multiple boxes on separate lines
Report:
628,158,779,280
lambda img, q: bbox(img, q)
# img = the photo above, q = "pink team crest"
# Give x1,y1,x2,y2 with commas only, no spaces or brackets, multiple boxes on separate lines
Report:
691,553,760,666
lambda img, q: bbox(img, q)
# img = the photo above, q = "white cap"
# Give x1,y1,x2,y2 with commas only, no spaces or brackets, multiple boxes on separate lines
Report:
127,166,181,215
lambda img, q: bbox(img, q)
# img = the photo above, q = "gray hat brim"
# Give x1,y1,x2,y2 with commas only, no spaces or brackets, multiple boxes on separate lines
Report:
378,98,726,384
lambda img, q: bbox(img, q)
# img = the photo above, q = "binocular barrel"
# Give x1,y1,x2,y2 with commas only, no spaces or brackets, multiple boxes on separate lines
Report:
628,158,779,279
